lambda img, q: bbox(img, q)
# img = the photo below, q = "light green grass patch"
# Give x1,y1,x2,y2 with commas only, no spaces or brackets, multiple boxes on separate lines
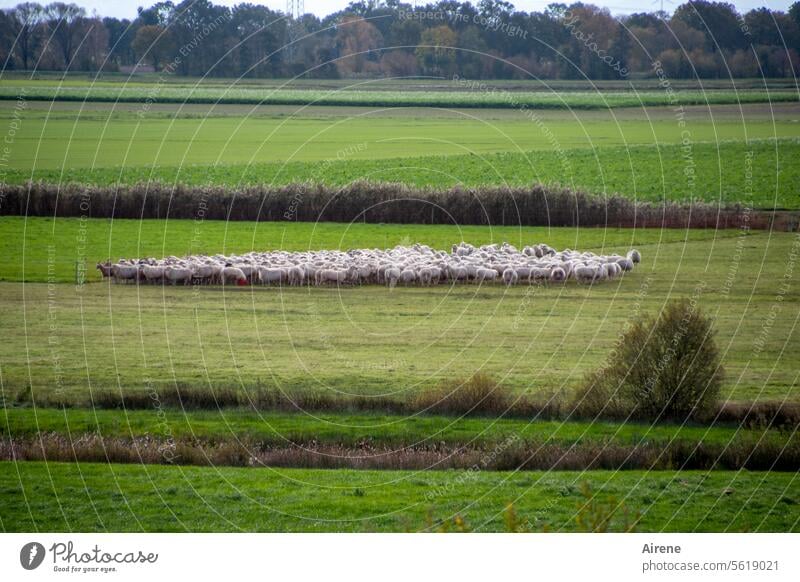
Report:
0,220,796,401
0,461,797,531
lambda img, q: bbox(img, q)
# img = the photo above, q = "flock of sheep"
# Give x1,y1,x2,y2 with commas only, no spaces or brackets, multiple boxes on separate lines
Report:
96,242,642,288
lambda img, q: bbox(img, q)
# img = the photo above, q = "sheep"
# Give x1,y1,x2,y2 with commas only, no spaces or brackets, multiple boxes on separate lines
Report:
163,266,192,285
315,269,349,286
111,264,139,284
103,241,638,291
96,262,112,278
574,264,602,284
475,267,497,283
502,268,519,286
616,258,634,272
400,268,416,286
141,265,165,284
288,266,305,286
192,264,219,285
418,267,434,286
222,266,248,285
258,267,286,286
550,267,567,282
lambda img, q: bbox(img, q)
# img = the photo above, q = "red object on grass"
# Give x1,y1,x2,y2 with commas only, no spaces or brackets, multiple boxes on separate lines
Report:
237,279,248,286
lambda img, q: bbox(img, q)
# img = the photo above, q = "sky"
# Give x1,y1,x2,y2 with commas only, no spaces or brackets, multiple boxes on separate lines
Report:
0,0,792,20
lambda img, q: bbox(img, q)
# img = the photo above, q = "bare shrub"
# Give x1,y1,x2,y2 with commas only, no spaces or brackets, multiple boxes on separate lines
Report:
414,373,510,416
711,401,800,429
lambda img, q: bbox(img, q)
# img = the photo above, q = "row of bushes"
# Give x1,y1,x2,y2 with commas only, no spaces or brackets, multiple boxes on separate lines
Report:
16,376,799,430
3,432,798,472
0,181,759,228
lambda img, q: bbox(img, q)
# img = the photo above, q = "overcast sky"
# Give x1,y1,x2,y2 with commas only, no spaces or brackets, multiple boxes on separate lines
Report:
0,0,793,19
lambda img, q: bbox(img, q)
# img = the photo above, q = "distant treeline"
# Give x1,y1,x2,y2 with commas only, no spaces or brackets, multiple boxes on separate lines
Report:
0,181,774,229
1,1,799,80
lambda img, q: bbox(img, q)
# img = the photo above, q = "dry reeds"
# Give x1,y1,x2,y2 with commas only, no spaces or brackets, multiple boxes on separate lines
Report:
3,433,798,471
0,181,761,229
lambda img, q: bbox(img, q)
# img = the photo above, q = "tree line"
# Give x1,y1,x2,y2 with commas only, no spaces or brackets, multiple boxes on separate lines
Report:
1,0,799,79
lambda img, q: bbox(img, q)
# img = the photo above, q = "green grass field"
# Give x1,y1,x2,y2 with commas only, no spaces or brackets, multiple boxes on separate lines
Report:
2,78,798,533
1,462,797,532
1,219,797,402
3,98,798,207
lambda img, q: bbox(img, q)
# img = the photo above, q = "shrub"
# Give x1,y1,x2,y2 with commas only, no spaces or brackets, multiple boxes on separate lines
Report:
578,299,724,421
413,373,510,416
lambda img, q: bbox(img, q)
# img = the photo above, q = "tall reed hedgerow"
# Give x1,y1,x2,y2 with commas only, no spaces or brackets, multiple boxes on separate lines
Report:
0,181,745,228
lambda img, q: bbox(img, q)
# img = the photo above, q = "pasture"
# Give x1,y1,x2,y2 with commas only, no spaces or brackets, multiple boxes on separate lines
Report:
1,77,799,534
0,462,797,532
0,218,797,402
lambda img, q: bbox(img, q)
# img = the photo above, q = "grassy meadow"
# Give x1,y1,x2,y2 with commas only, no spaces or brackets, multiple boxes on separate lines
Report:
2,98,799,207
0,218,797,402
1,78,798,533
1,462,797,532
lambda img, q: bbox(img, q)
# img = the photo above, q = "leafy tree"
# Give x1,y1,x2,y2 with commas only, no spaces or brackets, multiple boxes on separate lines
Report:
672,1,745,51
335,14,384,76
416,24,457,76
132,24,173,69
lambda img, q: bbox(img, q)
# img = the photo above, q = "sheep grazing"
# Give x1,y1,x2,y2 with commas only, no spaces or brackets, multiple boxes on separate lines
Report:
96,261,112,278
550,267,567,282
99,243,640,289
222,266,248,285
502,268,519,286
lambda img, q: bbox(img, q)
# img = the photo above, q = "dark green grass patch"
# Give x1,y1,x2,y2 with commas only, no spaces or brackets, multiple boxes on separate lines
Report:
0,461,797,531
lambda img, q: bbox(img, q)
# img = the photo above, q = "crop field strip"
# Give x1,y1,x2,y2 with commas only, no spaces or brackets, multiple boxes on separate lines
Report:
0,82,796,109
